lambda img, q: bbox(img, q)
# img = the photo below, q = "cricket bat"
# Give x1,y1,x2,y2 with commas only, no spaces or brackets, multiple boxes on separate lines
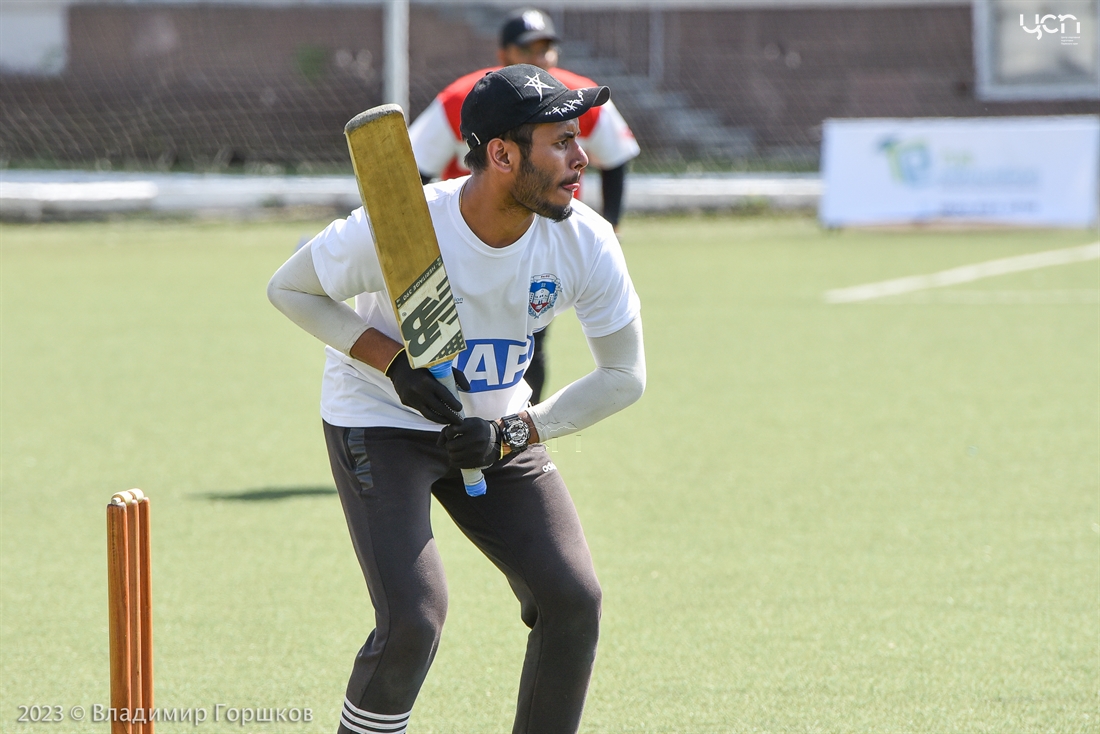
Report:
344,104,486,497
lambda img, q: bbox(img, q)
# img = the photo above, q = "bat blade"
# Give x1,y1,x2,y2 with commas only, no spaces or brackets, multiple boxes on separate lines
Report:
345,105,486,497
345,105,465,370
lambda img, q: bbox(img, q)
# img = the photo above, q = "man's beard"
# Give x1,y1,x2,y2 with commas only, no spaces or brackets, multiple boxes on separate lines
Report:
511,156,574,223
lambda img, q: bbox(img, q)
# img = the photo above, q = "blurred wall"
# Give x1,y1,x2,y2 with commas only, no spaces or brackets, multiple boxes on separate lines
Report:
566,5,1096,164
0,2,1093,170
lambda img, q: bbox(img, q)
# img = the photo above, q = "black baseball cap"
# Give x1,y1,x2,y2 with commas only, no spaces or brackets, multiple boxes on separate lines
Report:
460,64,610,148
500,8,560,48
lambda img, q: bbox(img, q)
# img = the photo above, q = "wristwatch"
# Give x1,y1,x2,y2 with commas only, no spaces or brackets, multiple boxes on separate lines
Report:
500,414,531,454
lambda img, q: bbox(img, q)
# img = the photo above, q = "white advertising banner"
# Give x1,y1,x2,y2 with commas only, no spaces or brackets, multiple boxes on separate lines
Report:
820,116,1100,228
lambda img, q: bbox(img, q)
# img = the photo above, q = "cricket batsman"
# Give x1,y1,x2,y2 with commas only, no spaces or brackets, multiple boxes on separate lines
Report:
410,6,641,404
268,65,645,733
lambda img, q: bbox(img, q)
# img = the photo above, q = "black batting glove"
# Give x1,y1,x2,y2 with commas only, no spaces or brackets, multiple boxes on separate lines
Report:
385,350,465,425
451,368,471,392
437,417,502,469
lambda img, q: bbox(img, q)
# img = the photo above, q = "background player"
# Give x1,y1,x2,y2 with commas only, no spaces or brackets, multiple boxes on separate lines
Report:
410,7,640,403
269,65,645,734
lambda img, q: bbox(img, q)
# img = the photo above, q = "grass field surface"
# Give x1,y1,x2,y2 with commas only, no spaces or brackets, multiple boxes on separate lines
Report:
2,215,1097,733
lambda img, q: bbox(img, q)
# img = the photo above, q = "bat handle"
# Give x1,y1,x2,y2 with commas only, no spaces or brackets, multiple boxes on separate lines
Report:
428,363,487,497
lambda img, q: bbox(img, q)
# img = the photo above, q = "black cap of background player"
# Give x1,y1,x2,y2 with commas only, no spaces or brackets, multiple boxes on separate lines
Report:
460,64,609,149
500,8,560,48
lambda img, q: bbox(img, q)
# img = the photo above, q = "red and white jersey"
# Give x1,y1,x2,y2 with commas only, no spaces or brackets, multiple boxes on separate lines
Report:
410,66,640,180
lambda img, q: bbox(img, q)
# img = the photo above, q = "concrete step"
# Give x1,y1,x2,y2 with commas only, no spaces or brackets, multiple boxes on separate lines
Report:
556,43,755,159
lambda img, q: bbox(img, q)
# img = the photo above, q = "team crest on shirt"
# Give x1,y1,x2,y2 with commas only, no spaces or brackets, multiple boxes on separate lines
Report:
529,275,560,318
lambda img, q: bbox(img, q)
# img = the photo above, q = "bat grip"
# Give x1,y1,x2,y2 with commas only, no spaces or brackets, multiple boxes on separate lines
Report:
428,363,487,497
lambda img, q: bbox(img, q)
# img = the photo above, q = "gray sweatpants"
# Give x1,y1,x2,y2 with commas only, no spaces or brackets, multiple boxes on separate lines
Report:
323,422,602,734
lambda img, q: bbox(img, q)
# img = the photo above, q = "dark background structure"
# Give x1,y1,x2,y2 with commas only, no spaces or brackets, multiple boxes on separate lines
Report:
1,2,1094,172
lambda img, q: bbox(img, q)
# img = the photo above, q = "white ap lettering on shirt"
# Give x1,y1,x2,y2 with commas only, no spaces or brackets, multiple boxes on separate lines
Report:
503,342,530,385
464,343,499,386
457,338,534,392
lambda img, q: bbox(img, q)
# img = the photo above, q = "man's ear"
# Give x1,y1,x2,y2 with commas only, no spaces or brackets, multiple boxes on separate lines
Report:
487,139,517,174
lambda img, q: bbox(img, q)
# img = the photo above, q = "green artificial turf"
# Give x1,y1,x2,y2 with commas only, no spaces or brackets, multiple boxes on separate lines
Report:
2,216,1097,733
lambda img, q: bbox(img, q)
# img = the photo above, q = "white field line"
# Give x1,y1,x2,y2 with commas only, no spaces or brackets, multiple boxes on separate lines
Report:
824,242,1100,304
867,289,1100,305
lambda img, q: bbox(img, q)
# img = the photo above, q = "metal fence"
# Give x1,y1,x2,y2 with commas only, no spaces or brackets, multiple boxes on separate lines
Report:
1,1,1094,173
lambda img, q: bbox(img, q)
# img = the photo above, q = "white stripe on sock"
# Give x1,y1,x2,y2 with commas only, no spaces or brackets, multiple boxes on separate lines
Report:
340,713,407,734
342,698,410,722
340,699,409,733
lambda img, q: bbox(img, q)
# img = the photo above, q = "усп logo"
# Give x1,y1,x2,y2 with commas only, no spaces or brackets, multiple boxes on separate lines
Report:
1020,13,1081,43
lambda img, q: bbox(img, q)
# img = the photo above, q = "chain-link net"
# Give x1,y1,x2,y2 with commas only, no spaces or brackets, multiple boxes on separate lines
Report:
0,2,1094,173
